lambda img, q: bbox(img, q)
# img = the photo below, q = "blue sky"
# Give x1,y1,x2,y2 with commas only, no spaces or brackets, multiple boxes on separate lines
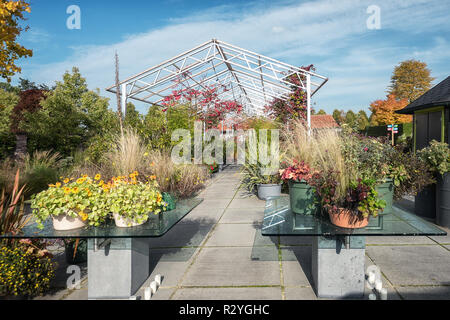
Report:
14,0,450,114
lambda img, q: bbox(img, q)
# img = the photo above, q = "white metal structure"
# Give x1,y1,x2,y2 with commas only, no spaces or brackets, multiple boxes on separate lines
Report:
106,39,328,127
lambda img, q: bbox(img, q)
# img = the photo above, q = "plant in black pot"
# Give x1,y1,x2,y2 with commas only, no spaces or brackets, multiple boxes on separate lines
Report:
418,140,450,227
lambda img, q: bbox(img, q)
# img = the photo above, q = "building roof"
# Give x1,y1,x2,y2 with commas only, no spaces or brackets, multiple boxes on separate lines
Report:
397,76,450,114
311,114,339,129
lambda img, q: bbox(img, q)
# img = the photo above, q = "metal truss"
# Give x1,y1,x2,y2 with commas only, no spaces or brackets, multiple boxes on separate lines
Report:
106,39,328,124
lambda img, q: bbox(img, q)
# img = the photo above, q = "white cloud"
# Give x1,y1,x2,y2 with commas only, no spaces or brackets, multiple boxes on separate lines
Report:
16,0,450,113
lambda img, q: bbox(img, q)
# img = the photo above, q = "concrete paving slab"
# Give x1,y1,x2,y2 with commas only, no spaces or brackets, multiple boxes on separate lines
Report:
198,191,237,199
228,198,266,209
366,236,435,245
429,226,450,244
284,287,317,300
181,208,224,225
220,207,264,224
195,198,232,210
182,247,281,286
280,246,313,287
395,285,450,300
280,236,312,246
148,224,214,248
136,287,175,300
366,245,450,286
282,261,312,287
172,287,282,300
250,245,279,261
253,227,278,247
62,288,88,300
205,223,257,247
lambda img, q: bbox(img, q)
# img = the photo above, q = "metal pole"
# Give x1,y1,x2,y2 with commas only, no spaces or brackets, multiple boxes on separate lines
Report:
121,83,127,120
306,74,311,136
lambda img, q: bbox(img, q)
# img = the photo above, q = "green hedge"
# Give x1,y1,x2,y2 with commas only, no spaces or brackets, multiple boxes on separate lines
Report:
360,123,413,144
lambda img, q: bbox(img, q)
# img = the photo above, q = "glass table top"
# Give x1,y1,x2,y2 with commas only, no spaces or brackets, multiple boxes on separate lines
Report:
261,196,447,237
1,198,203,239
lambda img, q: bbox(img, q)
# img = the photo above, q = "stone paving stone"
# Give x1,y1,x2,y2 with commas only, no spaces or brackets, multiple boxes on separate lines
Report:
429,226,450,244
250,245,279,261
284,287,317,300
253,227,278,247
395,286,450,300
280,246,313,287
182,247,281,286
228,198,266,209
172,287,282,300
219,207,264,224
366,245,450,286
180,208,225,225
365,236,435,245
282,261,312,287
195,198,232,210
148,223,214,248
198,190,237,199
279,236,312,246
205,223,257,247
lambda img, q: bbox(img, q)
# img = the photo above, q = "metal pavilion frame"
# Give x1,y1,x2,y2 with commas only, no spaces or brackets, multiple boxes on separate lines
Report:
106,39,328,130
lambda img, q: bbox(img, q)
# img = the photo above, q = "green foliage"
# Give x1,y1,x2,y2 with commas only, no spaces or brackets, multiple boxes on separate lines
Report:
316,109,327,115
0,241,55,297
0,89,18,159
31,174,109,229
106,178,166,225
418,140,450,176
332,109,344,125
23,67,116,156
240,162,281,193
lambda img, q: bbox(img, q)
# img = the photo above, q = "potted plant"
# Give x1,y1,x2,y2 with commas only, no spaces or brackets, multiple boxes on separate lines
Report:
31,174,109,230
418,140,450,227
240,162,282,200
313,172,386,229
279,160,319,215
105,173,167,228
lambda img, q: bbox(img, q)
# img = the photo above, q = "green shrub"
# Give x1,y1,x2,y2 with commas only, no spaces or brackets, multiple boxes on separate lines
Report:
418,140,450,176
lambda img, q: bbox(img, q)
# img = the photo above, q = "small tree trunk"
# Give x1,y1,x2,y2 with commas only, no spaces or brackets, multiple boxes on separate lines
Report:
14,134,27,161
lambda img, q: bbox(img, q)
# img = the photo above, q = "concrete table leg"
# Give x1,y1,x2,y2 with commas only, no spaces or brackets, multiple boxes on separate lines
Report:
87,238,149,299
312,236,365,299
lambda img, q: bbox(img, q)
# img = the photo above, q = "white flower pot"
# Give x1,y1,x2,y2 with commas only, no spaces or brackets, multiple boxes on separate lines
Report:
113,212,148,228
52,212,87,231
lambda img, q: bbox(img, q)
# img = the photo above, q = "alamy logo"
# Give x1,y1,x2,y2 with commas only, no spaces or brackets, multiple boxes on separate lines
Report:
66,5,81,30
171,122,280,175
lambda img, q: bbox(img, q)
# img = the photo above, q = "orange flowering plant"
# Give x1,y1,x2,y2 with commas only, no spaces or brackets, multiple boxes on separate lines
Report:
105,172,168,226
30,174,109,229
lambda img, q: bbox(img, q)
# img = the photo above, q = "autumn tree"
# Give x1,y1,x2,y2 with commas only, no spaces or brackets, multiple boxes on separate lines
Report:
388,60,434,103
369,94,412,125
0,0,33,81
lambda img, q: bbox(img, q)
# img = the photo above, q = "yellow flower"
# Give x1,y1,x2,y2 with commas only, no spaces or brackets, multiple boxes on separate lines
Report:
63,178,70,184
76,178,85,185
48,184,56,188
94,174,101,181
64,187,71,195
79,212,88,221
144,152,149,157
82,174,88,178
55,182,61,188
98,180,104,186
72,187,80,194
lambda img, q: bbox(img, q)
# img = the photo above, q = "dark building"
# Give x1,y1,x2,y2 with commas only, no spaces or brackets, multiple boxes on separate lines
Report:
397,76,450,151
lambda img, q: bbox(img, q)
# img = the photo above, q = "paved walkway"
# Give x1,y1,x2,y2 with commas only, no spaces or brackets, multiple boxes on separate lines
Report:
42,165,450,300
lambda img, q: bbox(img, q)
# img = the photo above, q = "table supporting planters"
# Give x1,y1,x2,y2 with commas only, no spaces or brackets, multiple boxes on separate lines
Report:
88,238,150,299
1,198,203,300
261,196,447,299
312,236,365,298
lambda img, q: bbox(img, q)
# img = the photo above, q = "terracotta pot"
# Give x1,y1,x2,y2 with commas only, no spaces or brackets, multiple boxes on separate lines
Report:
113,212,148,228
328,208,369,229
52,212,87,231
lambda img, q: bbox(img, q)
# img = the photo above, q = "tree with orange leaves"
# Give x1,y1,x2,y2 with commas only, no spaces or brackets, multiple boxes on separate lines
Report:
369,94,412,126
